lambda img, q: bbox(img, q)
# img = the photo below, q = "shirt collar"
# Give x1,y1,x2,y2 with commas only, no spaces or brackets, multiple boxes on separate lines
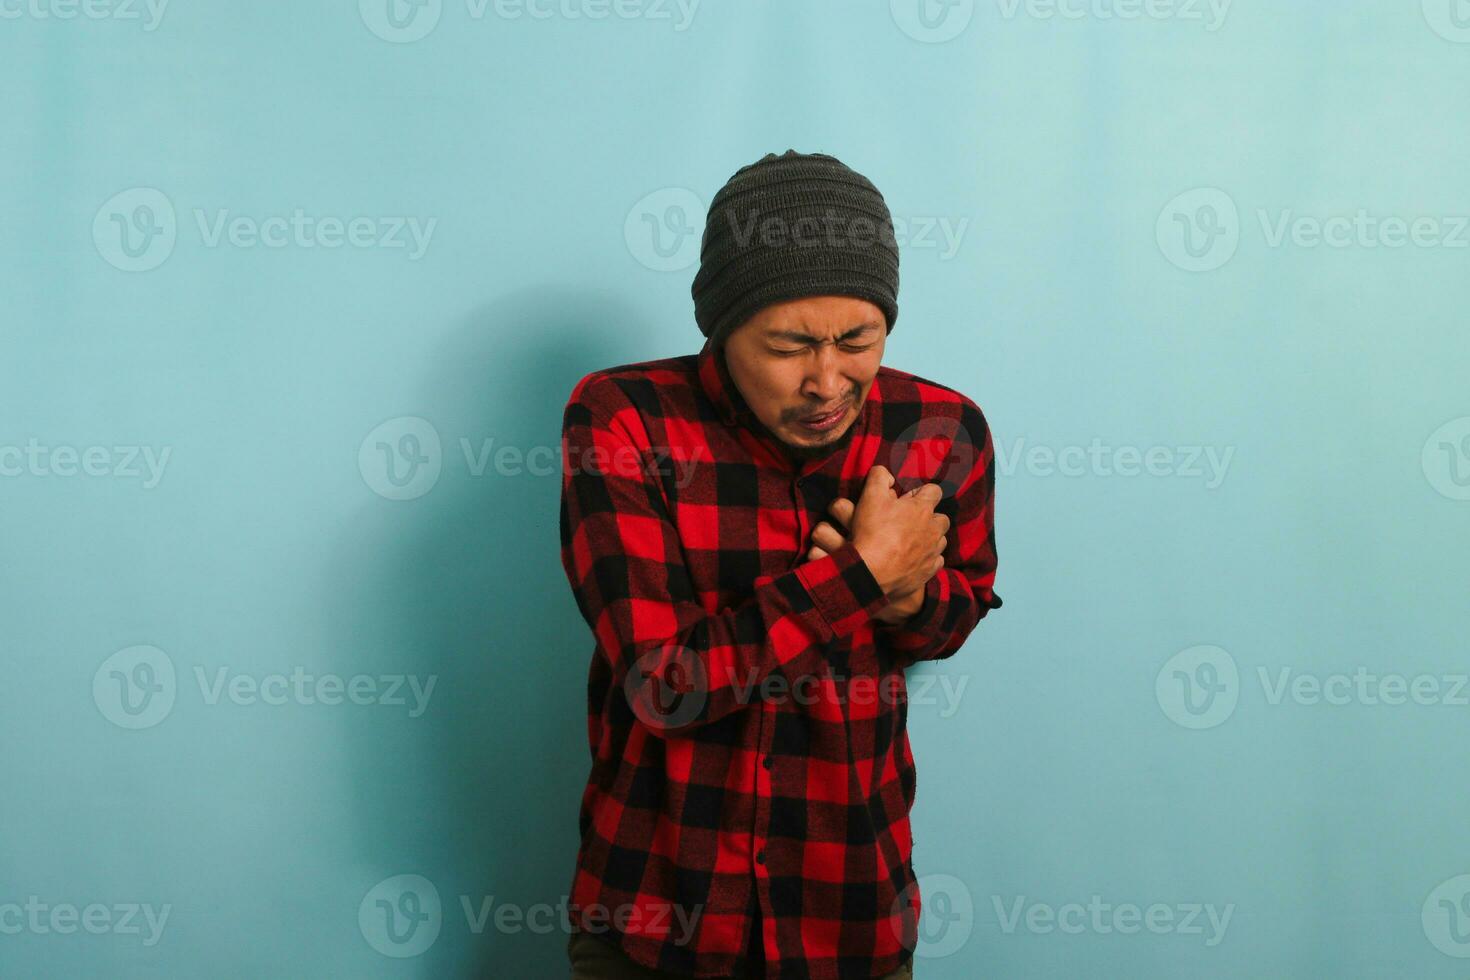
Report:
697,337,753,428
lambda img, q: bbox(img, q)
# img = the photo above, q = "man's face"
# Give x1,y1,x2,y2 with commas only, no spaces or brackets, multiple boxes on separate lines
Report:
721,295,886,461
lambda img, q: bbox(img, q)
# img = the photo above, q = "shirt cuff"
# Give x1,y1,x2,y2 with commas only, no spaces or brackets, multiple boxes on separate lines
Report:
791,545,889,640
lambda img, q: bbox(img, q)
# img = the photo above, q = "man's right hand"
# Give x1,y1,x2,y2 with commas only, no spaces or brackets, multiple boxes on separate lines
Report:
848,465,949,599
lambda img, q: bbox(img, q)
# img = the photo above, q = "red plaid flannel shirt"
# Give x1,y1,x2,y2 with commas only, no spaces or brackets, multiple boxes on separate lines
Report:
559,337,1001,978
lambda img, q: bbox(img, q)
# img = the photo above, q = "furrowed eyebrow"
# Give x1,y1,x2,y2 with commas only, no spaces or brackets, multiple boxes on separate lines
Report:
766,322,880,344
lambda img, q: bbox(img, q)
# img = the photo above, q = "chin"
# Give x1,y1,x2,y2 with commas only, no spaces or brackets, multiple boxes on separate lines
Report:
780,417,857,459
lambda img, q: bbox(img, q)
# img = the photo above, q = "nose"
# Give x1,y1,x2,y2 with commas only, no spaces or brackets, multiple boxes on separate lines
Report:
802,345,849,407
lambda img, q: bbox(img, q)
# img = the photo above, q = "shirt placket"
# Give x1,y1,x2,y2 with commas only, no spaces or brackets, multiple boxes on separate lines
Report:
749,457,829,973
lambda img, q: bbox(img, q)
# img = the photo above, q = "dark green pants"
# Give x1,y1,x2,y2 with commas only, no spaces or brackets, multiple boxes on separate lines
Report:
567,930,914,979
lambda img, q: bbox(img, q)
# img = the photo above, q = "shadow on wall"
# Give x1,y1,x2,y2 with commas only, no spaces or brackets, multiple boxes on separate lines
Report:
324,286,654,978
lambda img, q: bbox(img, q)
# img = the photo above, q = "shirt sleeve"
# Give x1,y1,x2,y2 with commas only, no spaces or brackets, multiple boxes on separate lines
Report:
875,398,1001,669
559,377,894,736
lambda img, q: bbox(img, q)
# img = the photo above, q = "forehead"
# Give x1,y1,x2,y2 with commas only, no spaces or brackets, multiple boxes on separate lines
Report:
755,296,886,339
762,321,882,342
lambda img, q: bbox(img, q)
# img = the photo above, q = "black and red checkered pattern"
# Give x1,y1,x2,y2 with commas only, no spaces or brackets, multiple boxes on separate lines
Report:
558,336,1001,979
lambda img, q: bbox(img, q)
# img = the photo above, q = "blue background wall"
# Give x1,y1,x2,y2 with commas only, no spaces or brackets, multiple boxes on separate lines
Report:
4,1,1469,976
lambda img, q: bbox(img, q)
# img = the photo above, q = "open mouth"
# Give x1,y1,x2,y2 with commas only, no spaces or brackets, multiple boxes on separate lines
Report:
797,404,847,431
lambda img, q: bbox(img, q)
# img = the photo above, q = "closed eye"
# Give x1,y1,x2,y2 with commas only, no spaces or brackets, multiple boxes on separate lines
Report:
771,343,875,356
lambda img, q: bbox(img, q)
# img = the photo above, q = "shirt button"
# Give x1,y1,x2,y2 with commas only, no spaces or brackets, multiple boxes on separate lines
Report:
756,850,766,865
762,756,772,769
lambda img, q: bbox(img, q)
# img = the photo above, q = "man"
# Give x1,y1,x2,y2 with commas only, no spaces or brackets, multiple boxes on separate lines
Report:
560,150,1001,979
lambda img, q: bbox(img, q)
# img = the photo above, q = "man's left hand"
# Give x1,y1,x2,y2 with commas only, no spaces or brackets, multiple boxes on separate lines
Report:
807,496,926,626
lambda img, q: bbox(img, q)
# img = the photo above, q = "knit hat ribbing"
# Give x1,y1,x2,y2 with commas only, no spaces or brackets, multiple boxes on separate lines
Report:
691,150,900,346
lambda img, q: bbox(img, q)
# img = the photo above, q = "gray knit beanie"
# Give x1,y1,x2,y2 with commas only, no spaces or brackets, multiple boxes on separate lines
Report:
691,150,900,347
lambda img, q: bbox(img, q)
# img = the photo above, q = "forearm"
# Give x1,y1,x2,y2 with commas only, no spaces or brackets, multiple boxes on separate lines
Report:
874,564,1001,668
577,544,892,735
